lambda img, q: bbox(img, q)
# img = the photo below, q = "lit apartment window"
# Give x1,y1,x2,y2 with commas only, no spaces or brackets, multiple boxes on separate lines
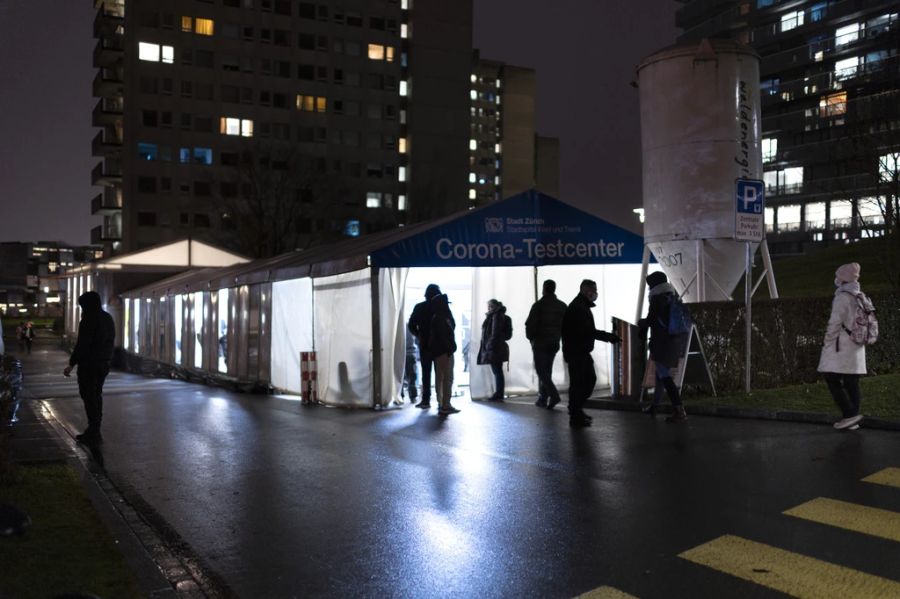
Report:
401,0,409,8
470,74,477,83
830,199,852,229
764,206,775,232
879,152,900,181
469,172,476,183
762,138,777,162
781,10,804,32
398,195,407,211
782,167,803,193
835,22,859,47
386,46,394,62
316,96,327,112
859,197,885,226
181,16,193,32
366,192,382,208
777,205,801,231
468,189,476,200
162,46,174,64
137,142,158,161
401,23,409,39
495,143,502,153
195,18,214,35
368,43,385,60
139,42,161,62
193,148,213,165
399,137,408,153
220,117,253,137
469,139,477,151
398,166,407,182
834,56,859,80
819,91,847,117
399,81,408,97
805,202,827,230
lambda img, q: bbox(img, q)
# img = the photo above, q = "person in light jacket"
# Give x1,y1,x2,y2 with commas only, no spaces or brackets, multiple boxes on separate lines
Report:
477,299,512,401
817,262,866,430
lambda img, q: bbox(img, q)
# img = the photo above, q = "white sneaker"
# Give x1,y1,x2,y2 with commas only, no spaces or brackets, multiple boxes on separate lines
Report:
834,414,863,430
848,424,860,430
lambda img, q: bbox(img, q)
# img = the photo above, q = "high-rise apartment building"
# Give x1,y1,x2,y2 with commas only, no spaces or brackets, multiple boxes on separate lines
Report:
469,56,559,207
677,0,900,254
91,0,472,256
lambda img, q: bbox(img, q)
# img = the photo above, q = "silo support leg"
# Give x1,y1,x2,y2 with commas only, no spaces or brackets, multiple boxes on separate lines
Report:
760,241,779,299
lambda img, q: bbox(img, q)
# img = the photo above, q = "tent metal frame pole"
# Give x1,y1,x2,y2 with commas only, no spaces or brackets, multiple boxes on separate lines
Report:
370,267,382,409
636,245,651,323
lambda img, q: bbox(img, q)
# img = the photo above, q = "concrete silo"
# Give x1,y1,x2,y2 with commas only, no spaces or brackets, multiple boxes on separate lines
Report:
637,39,776,303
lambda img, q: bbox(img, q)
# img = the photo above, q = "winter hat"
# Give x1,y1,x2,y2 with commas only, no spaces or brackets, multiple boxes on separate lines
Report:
646,271,668,289
835,262,860,283
424,284,441,299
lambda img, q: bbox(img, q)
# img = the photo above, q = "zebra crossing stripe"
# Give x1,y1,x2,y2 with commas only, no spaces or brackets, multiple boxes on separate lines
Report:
784,497,900,543
862,467,900,490
679,534,900,599
575,586,638,599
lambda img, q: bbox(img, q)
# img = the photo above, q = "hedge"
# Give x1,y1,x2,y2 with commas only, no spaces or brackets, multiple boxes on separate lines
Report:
689,290,899,394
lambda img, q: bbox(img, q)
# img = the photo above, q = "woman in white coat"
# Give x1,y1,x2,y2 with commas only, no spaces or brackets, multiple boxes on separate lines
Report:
817,262,866,430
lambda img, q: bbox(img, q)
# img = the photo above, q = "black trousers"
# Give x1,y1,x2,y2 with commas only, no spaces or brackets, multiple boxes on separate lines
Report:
566,354,596,416
533,348,561,403
823,372,861,418
490,363,505,398
77,365,109,433
419,355,435,401
402,354,418,399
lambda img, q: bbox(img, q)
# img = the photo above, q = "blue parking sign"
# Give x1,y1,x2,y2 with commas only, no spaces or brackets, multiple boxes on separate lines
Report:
735,179,765,241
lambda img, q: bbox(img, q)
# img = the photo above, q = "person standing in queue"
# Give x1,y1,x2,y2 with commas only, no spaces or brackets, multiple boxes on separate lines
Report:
63,291,116,444
525,280,567,409
477,299,513,401
428,293,460,416
407,284,447,409
561,279,620,428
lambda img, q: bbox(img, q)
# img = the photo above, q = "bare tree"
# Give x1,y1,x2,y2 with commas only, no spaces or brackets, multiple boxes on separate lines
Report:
218,143,339,258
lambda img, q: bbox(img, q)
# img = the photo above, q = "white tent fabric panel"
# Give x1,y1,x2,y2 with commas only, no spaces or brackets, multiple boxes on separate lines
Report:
378,268,408,403
313,269,373,407
271,278,314,394
469,266,539,400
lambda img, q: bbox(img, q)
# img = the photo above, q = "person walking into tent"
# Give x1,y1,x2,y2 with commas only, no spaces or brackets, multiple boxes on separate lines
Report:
427,293,460,415
477,299,513,401
817,262,875,431
407,284,448,409
525,280,567,409
401,329,419,404
638,271,689,422
63,291,116,444
561,279,620,427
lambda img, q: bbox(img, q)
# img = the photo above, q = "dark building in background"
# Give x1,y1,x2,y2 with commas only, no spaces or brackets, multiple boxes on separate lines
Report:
677,0,900,254
469,56,560,206
0,242,103,317
91,0,474,256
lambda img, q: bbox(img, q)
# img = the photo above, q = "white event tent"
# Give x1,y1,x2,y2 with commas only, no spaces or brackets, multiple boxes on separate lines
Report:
118,191,654,408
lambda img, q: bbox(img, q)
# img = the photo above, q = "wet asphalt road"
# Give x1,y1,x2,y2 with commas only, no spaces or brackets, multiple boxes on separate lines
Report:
14,345,900,598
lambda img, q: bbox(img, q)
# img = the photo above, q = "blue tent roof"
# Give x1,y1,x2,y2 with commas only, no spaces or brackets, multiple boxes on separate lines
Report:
370,189,645,267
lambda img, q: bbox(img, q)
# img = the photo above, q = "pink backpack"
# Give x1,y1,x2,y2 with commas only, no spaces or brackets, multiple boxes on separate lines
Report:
842,291,878,345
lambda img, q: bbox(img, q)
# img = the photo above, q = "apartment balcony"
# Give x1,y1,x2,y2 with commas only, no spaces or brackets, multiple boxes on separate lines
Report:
91,131,122,157
92,69,123,97
90,223,121,244
93,37,124,68
91,162,122,186
92,98,123,126
91,189,123,215
93,7,123,37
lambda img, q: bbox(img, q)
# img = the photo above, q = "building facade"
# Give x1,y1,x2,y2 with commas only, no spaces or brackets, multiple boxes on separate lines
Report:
469,57,560,207
677,0,900,254
0,242,103,318
91,0,473,256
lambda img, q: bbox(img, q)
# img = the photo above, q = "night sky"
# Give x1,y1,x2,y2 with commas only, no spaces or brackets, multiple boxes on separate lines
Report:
0,0,677,246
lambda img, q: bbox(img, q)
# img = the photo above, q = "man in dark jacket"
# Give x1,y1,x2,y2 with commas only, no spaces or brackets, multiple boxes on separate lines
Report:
638,271,687,422
525,279,567,409
63,291,115,443
561,279,620,427
407,284,450,409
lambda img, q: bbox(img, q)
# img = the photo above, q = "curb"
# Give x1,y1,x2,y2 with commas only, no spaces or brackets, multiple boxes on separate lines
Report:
584,398,900,431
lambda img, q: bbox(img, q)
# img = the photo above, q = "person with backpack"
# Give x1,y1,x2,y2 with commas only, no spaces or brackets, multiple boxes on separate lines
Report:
638,271,689,422
817,262,874,431
407,284,446,409
477,299,513,401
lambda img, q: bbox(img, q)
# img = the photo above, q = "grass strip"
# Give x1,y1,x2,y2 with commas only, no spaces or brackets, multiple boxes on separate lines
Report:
0,462,143,599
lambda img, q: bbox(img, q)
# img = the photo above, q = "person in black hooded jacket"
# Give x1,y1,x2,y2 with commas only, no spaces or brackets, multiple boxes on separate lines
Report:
63,291,115,443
